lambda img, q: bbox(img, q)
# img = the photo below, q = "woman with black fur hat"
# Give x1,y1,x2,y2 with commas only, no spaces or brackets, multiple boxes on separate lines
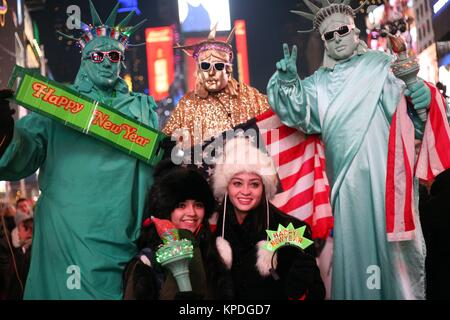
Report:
122,160,233,300
212,137,325,300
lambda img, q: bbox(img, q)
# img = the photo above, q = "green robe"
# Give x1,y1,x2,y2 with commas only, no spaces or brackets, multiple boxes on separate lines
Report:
267,50,426,299
0,78,158,299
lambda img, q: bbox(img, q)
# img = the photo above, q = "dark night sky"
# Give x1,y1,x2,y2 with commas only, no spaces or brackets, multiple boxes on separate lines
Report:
29,0,365,93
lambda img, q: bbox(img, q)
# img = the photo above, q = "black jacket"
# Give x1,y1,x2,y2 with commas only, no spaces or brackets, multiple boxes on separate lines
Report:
0,226,31,300
215,200,325,300
419,169,450,300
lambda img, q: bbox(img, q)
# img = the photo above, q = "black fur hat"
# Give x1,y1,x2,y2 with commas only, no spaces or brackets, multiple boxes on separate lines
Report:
147,160,215,220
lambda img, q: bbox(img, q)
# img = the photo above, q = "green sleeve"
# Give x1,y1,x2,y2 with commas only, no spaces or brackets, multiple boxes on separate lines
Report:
267,72,321,134
0,113,49,180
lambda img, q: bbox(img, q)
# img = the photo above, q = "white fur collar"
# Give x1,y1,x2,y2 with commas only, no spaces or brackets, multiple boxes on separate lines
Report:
216,237,232,270
215,237,277,277
256,240,277,277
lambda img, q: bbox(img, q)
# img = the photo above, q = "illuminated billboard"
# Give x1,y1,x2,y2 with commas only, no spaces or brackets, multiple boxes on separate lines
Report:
145,26,175,101
433,0,450,15
433,0,450,41
418,43,438,83
234,20,250,85
178,0,231,33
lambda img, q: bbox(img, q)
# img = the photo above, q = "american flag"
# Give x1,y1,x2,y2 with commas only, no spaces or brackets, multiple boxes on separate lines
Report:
178,109,333,240
255,110,333,240
387,83,450,241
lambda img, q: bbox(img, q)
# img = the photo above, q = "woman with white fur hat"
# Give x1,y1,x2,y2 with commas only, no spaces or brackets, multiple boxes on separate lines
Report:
212,137,325,300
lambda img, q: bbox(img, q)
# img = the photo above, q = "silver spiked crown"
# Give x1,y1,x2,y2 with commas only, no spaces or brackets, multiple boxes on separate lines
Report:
291,0,367,33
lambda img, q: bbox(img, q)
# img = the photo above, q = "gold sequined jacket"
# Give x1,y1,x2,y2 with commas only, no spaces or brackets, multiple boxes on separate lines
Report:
163,78,270,146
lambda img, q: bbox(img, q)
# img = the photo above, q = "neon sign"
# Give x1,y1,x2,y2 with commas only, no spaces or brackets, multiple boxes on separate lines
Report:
433,0,449,15
0,0,8,27
117,0,141,15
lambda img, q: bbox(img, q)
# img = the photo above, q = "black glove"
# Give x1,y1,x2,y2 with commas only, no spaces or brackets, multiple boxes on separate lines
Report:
285,254,317,299
0,89,15,155
123,258,160,300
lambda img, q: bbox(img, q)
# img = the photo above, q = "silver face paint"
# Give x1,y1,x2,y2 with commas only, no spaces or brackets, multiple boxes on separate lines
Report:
319,13,360,62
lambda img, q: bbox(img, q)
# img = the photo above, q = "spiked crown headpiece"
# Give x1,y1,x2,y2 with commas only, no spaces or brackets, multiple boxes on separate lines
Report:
292,0,367,33
59,0,146,50
174,24,235,61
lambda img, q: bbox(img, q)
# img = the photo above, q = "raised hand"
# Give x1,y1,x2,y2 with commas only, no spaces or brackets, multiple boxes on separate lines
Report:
276,43,298,81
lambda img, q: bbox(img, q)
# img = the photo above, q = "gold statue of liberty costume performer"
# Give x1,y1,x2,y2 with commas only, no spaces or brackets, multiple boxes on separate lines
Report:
267,0,441,299
163,25,270,146
0,1,158,299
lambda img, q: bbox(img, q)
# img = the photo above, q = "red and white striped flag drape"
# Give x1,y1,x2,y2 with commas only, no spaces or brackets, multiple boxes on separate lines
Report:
386,83,450,241
256,110,333,240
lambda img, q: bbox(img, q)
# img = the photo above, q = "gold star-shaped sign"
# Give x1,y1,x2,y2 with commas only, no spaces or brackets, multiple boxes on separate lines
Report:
264,223,313,252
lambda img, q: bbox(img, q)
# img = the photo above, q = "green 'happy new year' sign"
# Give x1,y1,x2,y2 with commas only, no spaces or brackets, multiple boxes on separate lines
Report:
7,65,165,166
264,223,314,252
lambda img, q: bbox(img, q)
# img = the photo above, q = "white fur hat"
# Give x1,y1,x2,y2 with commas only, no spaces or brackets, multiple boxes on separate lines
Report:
212,137,278,200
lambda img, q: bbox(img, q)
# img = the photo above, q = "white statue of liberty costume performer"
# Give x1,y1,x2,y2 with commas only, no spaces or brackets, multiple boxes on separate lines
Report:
267,0,446,299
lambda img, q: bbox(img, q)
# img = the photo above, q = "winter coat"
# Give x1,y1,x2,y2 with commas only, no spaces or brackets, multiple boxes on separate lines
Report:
0,226,31,300
122,225,233,300
215,200,325,300
419,169,450,299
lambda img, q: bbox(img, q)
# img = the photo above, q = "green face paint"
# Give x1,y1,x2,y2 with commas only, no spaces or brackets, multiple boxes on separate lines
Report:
81,37,124,92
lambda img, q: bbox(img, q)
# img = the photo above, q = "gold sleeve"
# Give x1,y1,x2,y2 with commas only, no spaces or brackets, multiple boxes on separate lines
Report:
162,99,186,136
256,91,271,114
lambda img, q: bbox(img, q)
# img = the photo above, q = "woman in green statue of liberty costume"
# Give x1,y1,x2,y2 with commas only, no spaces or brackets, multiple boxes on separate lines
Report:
0,1,158,299
268,0,449,300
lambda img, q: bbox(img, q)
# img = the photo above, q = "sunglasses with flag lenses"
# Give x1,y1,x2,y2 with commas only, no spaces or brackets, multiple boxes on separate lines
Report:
321,24,355,41
89,50,124,63
199,62,230,72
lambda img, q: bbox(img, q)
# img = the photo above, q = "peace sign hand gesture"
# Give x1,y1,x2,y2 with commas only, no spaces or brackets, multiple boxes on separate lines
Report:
275,43,298,81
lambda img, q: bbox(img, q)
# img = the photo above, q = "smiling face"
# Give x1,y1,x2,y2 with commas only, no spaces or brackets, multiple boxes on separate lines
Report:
227,172,264,218
319,13,360,61
197,49,231,93
170,199,205,233
81,38,124,91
